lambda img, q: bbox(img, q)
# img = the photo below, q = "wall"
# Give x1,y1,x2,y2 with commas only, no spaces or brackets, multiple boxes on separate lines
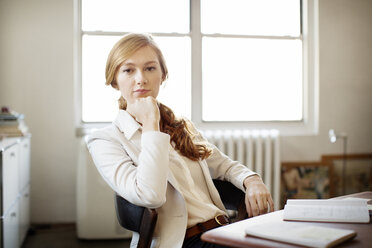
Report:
0,0,371,223
0,0,78,223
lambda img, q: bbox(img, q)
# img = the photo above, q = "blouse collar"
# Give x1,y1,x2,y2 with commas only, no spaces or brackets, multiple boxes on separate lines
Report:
113,110,142,140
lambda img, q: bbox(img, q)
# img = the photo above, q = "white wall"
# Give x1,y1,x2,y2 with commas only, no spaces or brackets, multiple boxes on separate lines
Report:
0,0,371,223
0,0,78,223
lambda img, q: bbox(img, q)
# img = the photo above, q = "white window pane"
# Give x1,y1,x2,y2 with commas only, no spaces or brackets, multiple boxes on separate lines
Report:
82,0,189,33
82,35,191,122
82,35,121,122
202,37,303,121
155,37,191,119
201,0,300,36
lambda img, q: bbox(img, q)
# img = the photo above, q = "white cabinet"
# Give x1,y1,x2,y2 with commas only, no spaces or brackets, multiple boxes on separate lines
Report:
0,135,31,248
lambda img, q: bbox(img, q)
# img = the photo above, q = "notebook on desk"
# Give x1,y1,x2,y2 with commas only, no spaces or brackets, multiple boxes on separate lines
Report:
245,221,357,248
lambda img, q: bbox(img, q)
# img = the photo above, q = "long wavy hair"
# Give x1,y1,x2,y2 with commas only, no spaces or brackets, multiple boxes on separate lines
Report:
105,33,212,161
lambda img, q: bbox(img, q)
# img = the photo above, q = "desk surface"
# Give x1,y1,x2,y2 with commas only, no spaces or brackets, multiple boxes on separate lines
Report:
201,192,372,248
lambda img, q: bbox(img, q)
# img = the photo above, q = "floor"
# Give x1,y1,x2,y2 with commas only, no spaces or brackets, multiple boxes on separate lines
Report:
21,224,131,248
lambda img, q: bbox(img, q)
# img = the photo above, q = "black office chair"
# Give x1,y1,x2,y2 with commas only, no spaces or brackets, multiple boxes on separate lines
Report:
114,179,247,248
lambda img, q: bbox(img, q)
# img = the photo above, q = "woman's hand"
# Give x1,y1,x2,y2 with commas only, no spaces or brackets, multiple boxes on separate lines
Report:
126,96,160,132
243,175,274,217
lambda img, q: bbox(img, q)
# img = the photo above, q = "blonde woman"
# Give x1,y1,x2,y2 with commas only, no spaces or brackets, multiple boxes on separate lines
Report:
86,33,274,248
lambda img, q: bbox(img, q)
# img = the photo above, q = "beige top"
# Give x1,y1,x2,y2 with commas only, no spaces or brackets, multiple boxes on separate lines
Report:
169,148,226,228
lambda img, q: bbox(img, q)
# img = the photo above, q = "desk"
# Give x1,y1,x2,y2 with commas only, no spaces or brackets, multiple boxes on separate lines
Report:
201,192,372,248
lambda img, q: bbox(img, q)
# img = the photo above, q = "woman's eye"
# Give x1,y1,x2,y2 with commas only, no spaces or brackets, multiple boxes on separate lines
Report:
146,66,156,71
123,68,133,73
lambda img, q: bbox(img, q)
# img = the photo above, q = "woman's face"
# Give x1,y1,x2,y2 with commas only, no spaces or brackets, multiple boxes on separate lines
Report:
115,46,163,104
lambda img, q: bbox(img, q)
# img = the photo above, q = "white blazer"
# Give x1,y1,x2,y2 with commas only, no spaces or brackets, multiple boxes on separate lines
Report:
86,110,256,248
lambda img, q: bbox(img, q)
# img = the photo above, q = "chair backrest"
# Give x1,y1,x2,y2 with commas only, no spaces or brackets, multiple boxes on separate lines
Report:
114,179,246,248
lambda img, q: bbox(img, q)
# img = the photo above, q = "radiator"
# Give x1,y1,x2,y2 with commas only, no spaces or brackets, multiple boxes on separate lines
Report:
76,138,132,239
201,129,281,210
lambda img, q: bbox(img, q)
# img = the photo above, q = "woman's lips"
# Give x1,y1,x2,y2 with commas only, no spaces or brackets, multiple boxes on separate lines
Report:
134,89,150,95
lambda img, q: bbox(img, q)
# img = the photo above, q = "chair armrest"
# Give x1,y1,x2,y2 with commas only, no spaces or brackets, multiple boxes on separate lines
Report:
138,207,157,248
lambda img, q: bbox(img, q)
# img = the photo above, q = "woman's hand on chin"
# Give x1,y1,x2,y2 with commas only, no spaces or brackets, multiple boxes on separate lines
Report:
126,96,161,132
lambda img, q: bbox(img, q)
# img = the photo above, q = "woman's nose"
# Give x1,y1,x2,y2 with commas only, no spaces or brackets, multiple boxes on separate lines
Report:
135,70,147,85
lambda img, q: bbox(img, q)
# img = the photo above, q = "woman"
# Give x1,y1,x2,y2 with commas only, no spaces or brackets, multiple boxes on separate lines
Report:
86,33,274,248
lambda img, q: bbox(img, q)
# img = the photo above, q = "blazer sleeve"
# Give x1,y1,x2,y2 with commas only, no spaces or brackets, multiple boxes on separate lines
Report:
186,122,257,192
205,144,257,192
86,126,171,208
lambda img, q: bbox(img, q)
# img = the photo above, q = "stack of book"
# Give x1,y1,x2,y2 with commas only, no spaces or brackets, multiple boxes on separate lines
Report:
0,107,29,137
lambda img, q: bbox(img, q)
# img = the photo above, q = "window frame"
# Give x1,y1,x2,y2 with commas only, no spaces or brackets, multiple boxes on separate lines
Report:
74,0,319,136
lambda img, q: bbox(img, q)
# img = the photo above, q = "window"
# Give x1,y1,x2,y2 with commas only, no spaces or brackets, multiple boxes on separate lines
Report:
80,0,191,122
76,0,318,135
202,0,302,122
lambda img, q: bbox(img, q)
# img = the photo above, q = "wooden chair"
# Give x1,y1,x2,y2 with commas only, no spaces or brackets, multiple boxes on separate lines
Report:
114,179,247,248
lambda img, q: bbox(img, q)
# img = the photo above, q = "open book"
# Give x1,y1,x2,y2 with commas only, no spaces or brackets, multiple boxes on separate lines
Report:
283,199,370,223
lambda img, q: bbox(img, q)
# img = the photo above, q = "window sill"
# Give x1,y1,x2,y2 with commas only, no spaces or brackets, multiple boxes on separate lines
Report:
76,120,318,137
